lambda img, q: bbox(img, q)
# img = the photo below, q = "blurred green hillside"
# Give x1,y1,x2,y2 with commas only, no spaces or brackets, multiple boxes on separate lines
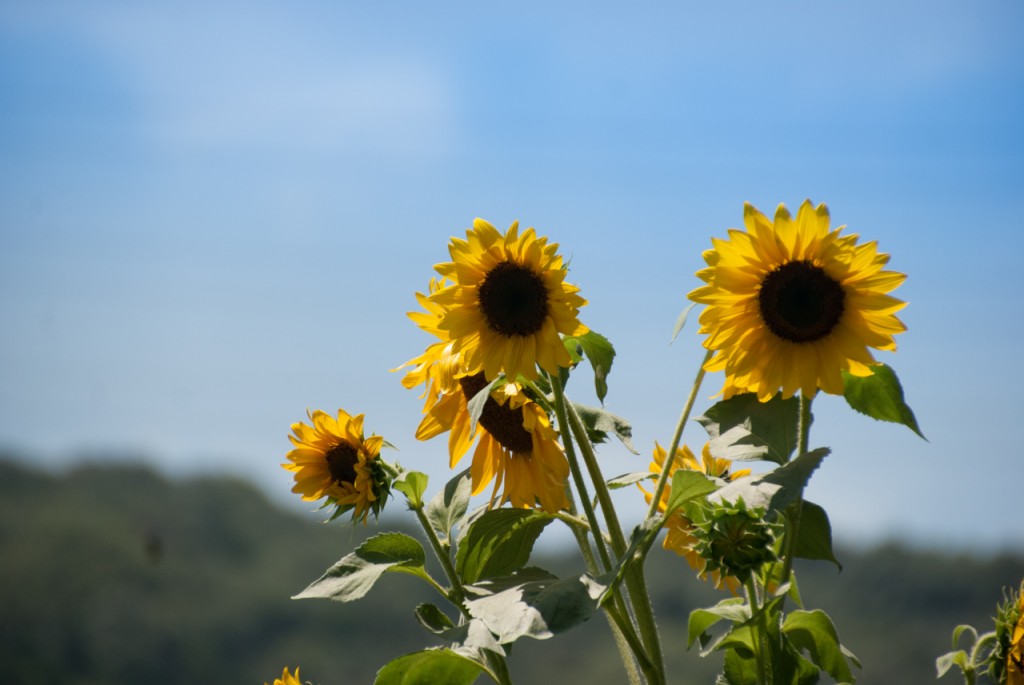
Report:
1,456,1020,684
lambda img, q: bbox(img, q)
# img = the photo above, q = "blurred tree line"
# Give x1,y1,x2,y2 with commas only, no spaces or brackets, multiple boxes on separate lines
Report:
1,456,1020,684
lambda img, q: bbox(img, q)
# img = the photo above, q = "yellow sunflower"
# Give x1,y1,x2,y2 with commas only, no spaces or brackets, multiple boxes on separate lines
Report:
265,667,302,685
282,409,388,523
416,372,570,513
1008,587,1024,685
689,200,907,402
430,218,588,382
639,442,751,591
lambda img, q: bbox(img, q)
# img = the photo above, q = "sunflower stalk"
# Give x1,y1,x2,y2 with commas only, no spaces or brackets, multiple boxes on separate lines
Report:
645,348,712,521
778,393,814,593
553,376,669,685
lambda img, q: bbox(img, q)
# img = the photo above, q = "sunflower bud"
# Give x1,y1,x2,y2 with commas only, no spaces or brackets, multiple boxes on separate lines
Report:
692,498,778,584
989,581,1024,685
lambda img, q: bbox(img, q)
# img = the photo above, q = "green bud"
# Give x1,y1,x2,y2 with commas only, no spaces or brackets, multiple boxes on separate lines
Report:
692,497,778,584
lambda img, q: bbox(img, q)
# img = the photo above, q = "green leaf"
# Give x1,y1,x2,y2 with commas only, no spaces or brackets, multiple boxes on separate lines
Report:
414,603,456,634
606,471,653,490
722,647,760,685
373,648,486,685
697,393,802,465
394,471,429,509
293,532,431,602
467,376,504,438
670,302,697,344
571,402,638,454
687,597,750,649
789,500,842,571
465,571,607,643
455,509,553,584
709,448,830,512
566,330,615,403
842,363,925,439
783,609,856,683
425,469,472,541
665,470,719,515
936,650,969,678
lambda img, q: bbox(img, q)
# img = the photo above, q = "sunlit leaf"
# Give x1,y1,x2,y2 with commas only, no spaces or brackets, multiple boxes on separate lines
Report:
843,363,925,439
697,393,802,465
571,402,638,454
425,469,472,541
373,648,486,685
455,509,553,584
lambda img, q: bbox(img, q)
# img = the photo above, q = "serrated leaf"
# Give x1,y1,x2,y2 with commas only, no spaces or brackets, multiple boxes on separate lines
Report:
425,469,472,541
465,571,607,643
688,597,750,649
697,393,802,465
571,402,638,454
566,330,615,403
783,609,856,683
709,448,830,512
665,470,719,515
455,509,553,584
372,648,486,685
670,302,697,344
606,471,653,490
843,363,925,439
394,471,429,508
293,532,431,603
790,500,842,571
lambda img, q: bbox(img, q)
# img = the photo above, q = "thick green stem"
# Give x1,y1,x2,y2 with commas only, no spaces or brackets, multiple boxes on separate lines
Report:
645,349,713,520
779,393,813,591
745,577,770,685
554,382,667,685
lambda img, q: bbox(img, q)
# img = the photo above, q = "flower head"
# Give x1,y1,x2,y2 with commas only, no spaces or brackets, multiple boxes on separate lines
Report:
991,581,1024,685
265,666,302,685
639,442,750,590
430,219,588,382
282,409,390,523
418,372,570,513
689,201,907,401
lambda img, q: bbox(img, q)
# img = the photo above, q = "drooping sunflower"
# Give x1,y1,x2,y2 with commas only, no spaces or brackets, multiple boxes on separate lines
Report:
639,442,751,591
416,372,570,513
265,667,302,685
282,409,389,523
430,218,588,382
689,200,907,402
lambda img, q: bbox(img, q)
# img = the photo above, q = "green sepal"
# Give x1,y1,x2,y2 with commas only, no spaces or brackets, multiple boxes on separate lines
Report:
455,508,553,584
465,568,607,643
571,402,638,454
293,532,433,603
394,471,429,509
372,648,487,685
425,469,472,541
842,363,925,439
564,330,615,403
696,392,802,465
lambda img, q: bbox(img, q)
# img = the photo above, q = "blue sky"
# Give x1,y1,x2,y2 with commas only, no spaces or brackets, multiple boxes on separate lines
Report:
1,0,1022,551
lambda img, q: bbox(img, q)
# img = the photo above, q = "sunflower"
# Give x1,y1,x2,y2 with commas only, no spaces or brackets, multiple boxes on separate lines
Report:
282,409,389,523
639,442,750,591
689,200,907,402
416,372,570,513
430,218,588,382
265,667,302,685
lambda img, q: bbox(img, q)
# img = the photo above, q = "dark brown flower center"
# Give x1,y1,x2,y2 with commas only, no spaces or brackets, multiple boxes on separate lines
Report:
325,442,360,485
459,373,534,454
477,261,550,337
757,261,845,343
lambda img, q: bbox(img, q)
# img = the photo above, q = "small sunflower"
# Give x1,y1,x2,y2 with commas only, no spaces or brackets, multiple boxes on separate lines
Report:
639,442,750,591
430,218,588,382
282,409,389,523
265,667,302,685
994,582,1024,685
689,200,907,402
417,372,570,513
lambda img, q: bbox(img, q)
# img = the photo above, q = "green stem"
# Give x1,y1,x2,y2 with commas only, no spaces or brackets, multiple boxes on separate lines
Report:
556,385,667,685
745,576,770,685
412,504,513,685
645,349,713,520
779,393,813,591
